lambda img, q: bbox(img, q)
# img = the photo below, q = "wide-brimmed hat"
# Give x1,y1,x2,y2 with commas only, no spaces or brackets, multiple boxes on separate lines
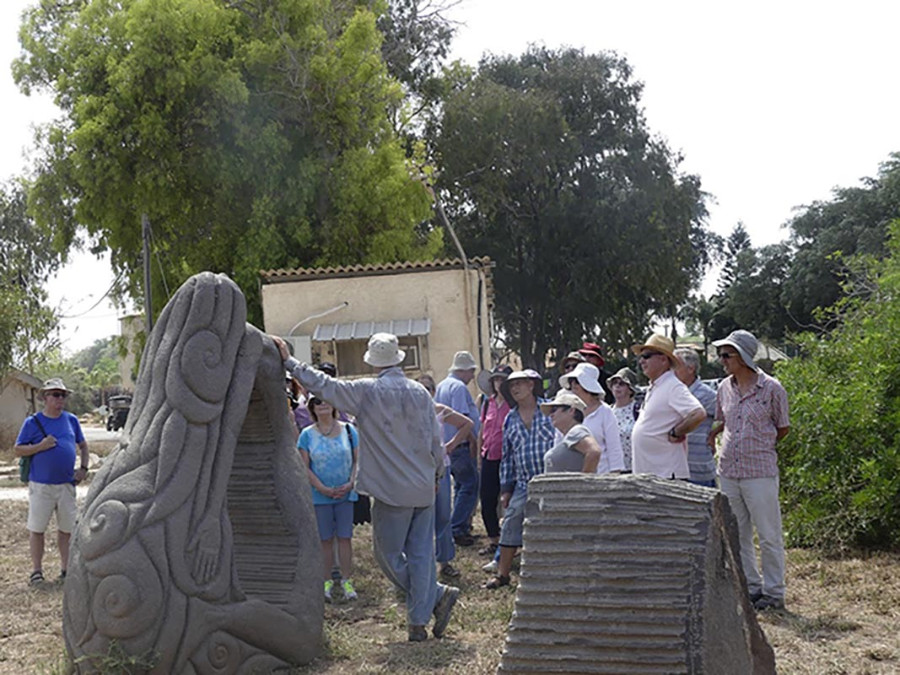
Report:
477,364,513,396
560,351,586,371
317,362,337,377
558,362,602,395
631,334,681,367
713,329,760,372
363,333,405,368
607,367,638,393
540,391,587,415
40,378,71,393
578,342,605,366
449,351,477,372
500,369,543,405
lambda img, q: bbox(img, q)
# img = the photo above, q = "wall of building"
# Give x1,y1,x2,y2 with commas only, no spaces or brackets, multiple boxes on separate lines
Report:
261,266,492,388
0,377,38,449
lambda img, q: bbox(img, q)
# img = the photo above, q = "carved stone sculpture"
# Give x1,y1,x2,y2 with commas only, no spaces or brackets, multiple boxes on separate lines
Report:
499,473,776,674
64,272,322,673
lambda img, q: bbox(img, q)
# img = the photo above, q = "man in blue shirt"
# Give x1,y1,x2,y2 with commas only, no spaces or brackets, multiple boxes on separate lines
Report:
15,378,90,587
434,352,480,547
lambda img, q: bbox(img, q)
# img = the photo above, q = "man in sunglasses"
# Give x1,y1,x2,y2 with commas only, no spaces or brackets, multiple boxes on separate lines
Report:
630,334,706,480
709,329,790,612
14,378,90,587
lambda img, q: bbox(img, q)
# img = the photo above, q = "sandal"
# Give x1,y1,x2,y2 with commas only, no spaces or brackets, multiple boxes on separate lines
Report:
29,570,44,587
478,543,498,557
483,574,510,590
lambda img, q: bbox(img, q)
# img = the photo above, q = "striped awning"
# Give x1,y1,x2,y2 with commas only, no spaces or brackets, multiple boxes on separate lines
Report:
312,318,431,342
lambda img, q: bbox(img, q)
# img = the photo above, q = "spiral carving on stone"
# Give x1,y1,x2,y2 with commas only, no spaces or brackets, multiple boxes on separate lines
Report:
63,272,323,674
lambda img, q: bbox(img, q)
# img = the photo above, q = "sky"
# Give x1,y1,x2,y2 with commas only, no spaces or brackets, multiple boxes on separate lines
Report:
2,0,899,353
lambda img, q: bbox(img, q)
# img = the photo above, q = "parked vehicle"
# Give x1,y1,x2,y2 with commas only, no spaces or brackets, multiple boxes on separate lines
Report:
106,394,132,431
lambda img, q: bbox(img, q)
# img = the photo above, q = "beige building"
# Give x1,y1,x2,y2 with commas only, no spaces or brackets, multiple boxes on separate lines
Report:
0,369,42,448
117,314,144,391
260,258,494,381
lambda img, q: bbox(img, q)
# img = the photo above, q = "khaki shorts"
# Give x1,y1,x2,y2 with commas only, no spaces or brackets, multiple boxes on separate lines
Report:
27,482,77,534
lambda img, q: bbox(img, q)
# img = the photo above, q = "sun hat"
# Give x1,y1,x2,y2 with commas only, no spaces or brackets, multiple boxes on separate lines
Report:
630,334,681,367
449,351,477,372
540,390,587,415
363,333,405,368
578,342,605,366
500,369,543,405
558,362,603,395
477,364,513,396
560,351,586,371
607,367,638,393
40,378,71,393
713,329,760,372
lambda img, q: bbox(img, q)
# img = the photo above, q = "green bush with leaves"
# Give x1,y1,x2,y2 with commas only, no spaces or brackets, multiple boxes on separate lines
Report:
777,221,900,551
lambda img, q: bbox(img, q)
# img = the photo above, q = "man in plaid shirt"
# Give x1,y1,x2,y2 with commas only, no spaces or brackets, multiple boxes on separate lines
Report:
709,330,790,612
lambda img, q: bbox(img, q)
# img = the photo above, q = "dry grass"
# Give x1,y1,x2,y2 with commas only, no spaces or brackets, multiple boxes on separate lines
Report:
0,494,898,674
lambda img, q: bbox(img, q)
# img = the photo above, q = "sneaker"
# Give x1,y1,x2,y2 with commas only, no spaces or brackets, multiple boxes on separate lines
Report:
408,625,428,642
753,595,785,611
432,586,460,638
482,559,498,574
439,563,461,579
478,543,498,557
324,579,334,603
749,590,764,604
341,579,358,600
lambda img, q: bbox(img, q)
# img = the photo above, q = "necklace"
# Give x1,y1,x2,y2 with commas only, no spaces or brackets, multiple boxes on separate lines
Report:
318,420,338,437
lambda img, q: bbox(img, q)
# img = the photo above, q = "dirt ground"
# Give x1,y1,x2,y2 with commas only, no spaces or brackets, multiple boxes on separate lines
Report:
0,493,897,674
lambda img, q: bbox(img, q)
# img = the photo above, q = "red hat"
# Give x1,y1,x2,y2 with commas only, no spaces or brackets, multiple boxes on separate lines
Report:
578,341,604,366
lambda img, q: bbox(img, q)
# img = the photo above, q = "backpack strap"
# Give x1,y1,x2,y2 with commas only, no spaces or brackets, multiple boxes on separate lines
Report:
344,423,356,450
32,414,48,438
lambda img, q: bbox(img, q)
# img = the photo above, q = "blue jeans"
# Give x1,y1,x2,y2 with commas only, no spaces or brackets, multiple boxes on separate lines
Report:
372,499,441,626
450,444,479,537
434,470,455,563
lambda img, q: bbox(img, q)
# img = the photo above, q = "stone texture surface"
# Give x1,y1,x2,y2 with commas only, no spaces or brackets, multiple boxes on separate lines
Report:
499,473,776,674
63,272,322,673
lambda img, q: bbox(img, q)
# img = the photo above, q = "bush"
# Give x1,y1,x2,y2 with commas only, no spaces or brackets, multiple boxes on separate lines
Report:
777,224,900,552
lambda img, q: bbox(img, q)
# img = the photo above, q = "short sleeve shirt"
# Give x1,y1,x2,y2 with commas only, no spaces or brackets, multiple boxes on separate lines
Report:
544,425,592,473
631,370,703,479
16,411,84,484
298,422,360,505
716,372,790,479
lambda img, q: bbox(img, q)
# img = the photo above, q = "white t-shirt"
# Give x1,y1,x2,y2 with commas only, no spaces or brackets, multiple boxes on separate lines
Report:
631,370,703,479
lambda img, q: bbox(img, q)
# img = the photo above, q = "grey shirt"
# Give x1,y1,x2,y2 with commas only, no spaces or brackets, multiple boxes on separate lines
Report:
286,358,444,508
543,424,592,473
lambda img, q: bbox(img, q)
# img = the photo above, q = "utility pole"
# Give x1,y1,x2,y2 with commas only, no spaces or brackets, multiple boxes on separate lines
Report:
142,214,153,335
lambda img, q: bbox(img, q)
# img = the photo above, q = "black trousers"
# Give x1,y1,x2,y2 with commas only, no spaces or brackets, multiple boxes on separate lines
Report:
479,457,501,539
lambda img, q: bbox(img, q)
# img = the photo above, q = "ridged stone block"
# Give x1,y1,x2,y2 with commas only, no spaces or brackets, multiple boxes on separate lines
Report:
63,272,323,673
499,473,775,674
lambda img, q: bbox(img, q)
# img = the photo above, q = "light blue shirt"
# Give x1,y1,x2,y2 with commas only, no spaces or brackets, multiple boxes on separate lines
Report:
434,372,480,445
298,422,359,505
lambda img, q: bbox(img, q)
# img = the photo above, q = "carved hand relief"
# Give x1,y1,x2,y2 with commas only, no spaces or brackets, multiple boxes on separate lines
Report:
63,272,322,673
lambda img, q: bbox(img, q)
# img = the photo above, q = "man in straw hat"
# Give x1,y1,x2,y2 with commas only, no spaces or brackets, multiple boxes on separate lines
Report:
14,378,90,587
630,334,706,480
709,329,790,612
435,351,480,549
273,333,459,642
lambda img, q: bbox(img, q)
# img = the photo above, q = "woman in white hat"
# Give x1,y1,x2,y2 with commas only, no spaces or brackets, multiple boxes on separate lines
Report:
558,363,625,474
541,392,601,473
607,368,640,471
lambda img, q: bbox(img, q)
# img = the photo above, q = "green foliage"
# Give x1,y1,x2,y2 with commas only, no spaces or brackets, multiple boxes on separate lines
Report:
14,0,439,325
73,640,159,674
437,47,709,367
0,182,61,376
777,221,900,551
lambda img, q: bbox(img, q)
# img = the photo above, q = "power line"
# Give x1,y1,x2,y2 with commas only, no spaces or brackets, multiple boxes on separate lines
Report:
58,269,124,319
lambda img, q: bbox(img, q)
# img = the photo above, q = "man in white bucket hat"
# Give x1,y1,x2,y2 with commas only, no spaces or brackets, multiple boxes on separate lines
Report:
709,329,790,612
435,351,480,551
273,332,460,642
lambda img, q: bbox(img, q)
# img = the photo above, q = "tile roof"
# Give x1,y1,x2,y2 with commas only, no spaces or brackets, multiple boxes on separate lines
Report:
260,257,493,283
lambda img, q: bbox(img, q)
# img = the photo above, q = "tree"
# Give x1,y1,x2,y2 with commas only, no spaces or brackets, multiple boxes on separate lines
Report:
777,222,900,551
436,47,709,367
0,182,61,376
14,0,442,325
782,153,900,328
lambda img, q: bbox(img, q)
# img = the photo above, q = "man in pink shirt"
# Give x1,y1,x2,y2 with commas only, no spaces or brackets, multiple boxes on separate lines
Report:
630,334,706,479
709,329,790,612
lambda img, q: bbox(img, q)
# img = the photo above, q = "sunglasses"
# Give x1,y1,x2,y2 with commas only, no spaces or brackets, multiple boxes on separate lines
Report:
549,405,571,414
310,397,327,406
47,391,68,399
717,352,736,360
639,352,662,360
